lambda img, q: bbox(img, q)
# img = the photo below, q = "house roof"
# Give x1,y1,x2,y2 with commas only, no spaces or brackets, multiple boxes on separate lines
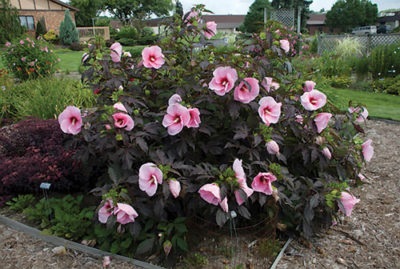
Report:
12,0,79,11
378,11,400,23
50,0,79,11
306,13,326,26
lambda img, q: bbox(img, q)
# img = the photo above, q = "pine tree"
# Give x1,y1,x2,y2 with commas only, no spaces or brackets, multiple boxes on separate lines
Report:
0,0,25,44
59,10,79,45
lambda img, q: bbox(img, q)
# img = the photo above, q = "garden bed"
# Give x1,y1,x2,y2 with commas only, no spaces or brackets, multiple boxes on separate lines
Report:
0,119,398,268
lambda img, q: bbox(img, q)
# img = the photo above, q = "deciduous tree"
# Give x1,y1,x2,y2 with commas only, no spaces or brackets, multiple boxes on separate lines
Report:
69,0,103,27
325,0,378,33
102,0,174,25
240,0,272,33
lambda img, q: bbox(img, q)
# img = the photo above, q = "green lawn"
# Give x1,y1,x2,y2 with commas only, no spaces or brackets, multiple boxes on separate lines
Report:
54,49,84,73
321,87,400,121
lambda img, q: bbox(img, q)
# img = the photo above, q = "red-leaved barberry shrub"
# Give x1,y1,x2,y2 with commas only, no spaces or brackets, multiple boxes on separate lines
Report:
0,118,94,199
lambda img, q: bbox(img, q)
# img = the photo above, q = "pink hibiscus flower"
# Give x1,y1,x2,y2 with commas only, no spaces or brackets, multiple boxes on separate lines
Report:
209,66,238,96
98,199,114,224
183,10,199,25
349,106,369,123
303,80,316,92
112,112,134,131
234,77,260,104
114,203,138,224
300,90,327,111
168,179,181,198
251,172,277,195
110,42,122,63
58,106,83,135
186,108,201,128
162,104,191,135
139,162,163,197
233,159,253,205
142,45,165,69
362,139,374,162
266,140,280,155
339,191,360,217
219,197,228,212
261,77,280,93
258,96,282,126
280,39,290,53
198,183,228,212
204,21,217,39
314,112,332,133
198,183,221,206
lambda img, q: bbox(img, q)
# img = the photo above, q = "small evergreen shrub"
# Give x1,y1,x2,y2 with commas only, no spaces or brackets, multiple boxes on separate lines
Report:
35,17,47,39
43,29,58,43
2,37,59,81
59,10,79,46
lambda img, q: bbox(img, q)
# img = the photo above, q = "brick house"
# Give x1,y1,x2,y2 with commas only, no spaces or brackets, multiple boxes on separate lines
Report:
10,0,78,34
306,13,341,35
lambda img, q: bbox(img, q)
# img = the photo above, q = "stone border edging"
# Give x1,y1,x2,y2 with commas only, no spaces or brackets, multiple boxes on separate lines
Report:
0,214,165,269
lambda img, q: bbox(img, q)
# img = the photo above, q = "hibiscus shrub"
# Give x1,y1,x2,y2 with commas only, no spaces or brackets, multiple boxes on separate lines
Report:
61,6,372,261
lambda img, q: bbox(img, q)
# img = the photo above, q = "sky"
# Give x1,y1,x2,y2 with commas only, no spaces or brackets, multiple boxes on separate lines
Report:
178,0,400,14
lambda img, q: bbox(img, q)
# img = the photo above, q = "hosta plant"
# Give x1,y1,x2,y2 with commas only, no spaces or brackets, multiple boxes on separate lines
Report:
60,6,373,261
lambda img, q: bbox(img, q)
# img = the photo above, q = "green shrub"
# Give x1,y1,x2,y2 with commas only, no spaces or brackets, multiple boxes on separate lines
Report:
136,27,158,45
69,41,83,51
2,37,59,81
116,26,139,43
125,46,146,58
43,29,58,43
59,10,79,46
23,195,95,240
328,76,352,88
369,42,400,79
6,194,36,212
372,75,400,95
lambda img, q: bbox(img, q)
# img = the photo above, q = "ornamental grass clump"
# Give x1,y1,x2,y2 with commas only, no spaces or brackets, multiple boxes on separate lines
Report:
59,5,373,261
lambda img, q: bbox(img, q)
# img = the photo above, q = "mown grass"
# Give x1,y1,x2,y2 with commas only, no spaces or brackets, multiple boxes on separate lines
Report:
55,48,84,73
321,87,400,121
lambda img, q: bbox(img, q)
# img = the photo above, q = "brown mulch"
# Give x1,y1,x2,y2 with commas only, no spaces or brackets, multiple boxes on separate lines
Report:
0,119,399,268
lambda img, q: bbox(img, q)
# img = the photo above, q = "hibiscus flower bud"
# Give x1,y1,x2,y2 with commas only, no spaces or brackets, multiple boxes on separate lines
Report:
266,140,280,155
322,147,332,159
168,179,181,198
